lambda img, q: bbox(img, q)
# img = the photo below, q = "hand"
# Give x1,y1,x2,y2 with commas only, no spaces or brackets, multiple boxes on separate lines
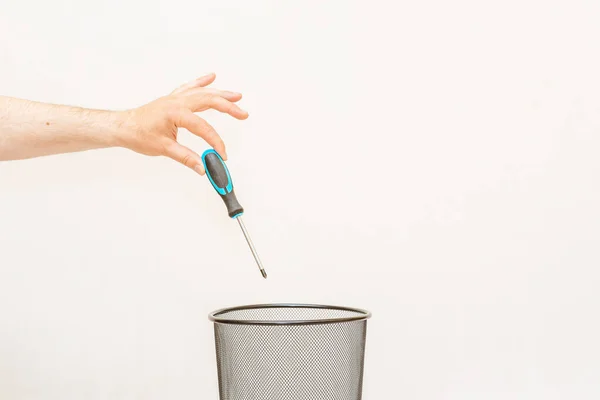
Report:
118,73,248,175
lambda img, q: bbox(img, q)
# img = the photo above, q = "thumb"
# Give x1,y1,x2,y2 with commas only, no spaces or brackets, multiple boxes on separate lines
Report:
163,141,205,175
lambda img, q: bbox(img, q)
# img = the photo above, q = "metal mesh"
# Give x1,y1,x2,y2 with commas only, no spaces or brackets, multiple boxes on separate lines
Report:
210,305,370,400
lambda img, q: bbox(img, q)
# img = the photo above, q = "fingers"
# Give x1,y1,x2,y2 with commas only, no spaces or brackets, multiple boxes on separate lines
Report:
189,95,249,120
163,141,205,175
194,72,217,87
177,110,227,159
210,96,249,119
171,73,217,95
186,88,242,102
170,74,247,118
216,90,242,102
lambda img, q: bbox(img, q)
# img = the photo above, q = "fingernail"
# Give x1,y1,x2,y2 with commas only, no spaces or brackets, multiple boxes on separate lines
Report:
194,164,205,175
222,91,241,98
197,72,215,80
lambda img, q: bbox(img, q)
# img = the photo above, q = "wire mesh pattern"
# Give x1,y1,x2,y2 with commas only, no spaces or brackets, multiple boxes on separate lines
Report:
210,304,370,400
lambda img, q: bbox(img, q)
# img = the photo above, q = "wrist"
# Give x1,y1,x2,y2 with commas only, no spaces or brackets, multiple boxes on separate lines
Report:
107,110,135,149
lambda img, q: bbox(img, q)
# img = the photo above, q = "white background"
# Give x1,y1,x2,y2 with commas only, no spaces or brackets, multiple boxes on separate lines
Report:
1,1,600,399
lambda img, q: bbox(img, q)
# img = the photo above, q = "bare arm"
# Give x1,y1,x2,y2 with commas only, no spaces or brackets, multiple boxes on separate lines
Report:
0,97,125,160
0,73,248,174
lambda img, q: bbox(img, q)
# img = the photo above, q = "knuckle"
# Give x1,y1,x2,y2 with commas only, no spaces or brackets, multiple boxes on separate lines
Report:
181,153,193,167
166,106,180,120
220,101,233,114
205,126,218,138
164,141,178,156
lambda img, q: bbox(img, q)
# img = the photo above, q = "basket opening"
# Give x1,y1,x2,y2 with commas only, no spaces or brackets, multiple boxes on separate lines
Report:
210,304,370,325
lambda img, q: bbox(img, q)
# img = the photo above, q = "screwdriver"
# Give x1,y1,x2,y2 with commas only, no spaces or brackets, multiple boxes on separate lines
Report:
201,149,267,279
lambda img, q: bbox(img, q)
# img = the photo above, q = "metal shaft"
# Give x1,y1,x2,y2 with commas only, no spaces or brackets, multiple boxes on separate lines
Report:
236,216,267,279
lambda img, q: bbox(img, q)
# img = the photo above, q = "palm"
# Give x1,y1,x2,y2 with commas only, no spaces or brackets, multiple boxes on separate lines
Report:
123,73,247,174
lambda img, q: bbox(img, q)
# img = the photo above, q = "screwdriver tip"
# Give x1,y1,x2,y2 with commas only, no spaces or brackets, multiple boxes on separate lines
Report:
261,270,267,279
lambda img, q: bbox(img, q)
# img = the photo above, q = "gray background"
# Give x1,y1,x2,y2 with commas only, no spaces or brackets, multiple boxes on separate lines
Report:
1,1,599,399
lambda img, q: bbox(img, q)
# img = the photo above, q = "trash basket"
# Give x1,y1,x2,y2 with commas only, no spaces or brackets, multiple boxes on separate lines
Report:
209,304,371,400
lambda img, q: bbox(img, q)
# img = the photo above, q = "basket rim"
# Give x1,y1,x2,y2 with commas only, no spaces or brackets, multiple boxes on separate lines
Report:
208,303,372,326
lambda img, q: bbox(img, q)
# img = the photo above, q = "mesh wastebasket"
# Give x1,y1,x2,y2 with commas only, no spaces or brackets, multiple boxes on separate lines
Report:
209,304,371,400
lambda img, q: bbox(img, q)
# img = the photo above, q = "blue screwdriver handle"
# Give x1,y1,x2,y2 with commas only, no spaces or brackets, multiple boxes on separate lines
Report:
201,149,244,218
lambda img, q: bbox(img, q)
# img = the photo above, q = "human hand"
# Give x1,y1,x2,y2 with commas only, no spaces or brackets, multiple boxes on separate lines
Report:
117,73,248,175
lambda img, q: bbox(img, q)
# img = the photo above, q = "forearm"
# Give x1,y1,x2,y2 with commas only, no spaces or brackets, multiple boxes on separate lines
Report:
0,74,246,169
0,96,125,161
